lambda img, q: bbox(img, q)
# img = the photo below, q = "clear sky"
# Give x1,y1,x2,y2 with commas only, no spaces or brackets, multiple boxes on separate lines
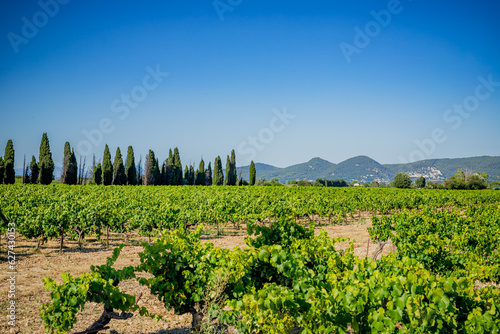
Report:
1,0,499,171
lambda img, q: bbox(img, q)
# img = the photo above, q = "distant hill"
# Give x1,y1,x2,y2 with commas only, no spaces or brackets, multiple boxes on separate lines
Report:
252,163,281,172
384,156,500,182
332,156,394,183
238,156,500,183
237,157,336,182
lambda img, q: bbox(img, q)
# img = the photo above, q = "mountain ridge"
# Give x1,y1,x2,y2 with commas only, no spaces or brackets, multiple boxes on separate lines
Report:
237,155,500,183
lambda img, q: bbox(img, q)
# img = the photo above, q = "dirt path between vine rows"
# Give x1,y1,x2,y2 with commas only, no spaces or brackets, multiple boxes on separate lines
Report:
0,214,393,334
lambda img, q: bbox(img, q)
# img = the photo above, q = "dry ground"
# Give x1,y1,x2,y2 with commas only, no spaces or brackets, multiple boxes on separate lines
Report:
0,214,394,334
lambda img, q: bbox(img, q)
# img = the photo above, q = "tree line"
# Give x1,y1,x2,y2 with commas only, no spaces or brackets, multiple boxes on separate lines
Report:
2,135,491,189
0,134,258,186
392,170,490,190
94,145,246,186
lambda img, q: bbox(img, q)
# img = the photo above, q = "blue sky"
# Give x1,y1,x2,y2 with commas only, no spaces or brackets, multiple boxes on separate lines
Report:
1,0,499,172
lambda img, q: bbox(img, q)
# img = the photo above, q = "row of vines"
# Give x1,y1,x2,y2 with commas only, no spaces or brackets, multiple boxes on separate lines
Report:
1,184,500,250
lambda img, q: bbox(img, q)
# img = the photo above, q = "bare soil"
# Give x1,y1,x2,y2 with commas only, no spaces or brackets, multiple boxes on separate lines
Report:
0,214,393,334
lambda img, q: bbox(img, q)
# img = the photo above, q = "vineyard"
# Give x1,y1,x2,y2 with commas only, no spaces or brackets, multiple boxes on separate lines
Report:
1,185,500,333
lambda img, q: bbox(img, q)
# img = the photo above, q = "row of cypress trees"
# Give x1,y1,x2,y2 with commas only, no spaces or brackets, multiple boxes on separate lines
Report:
94,146,256,186
94,144,138,186
1,136,257,186
1,134,55,185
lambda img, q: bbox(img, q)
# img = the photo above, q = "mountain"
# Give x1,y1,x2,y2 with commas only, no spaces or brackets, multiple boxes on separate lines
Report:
252,163,281,172
237,156,500,183
238,157,336,182
333,156,394,183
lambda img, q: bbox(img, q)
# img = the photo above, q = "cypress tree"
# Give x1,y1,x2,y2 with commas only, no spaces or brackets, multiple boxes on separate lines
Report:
136,155,143,185
213,157,220,185
61,142,71,184
38,134,54,185
200,159,205,177
68,149,78,185
22,155,29,184
160,162,167,185
189,165,195,185
153,158,161,185
168,149,174,167
164,149,174,186
30,155,39,184
188,165,195,186
206,162,212,186
91,154,96,182
249,161,256,186
195,159,205,185
101,144,113,185
171,151,178,185
213,156,224,185
144,150,157,185
125,146,137,185
0,157,4,184
183,166,189,185
173,147,182,185
3,140,15,184
224,156,231,186
219,156,224,185
165,159,173,186
152,154,158,185
186,165,191,185
230,149,237,185
184,165,189,185
120,153,127,185
112,147,126,185
144,154,152,185
93,163,102,185
61,142,78,185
